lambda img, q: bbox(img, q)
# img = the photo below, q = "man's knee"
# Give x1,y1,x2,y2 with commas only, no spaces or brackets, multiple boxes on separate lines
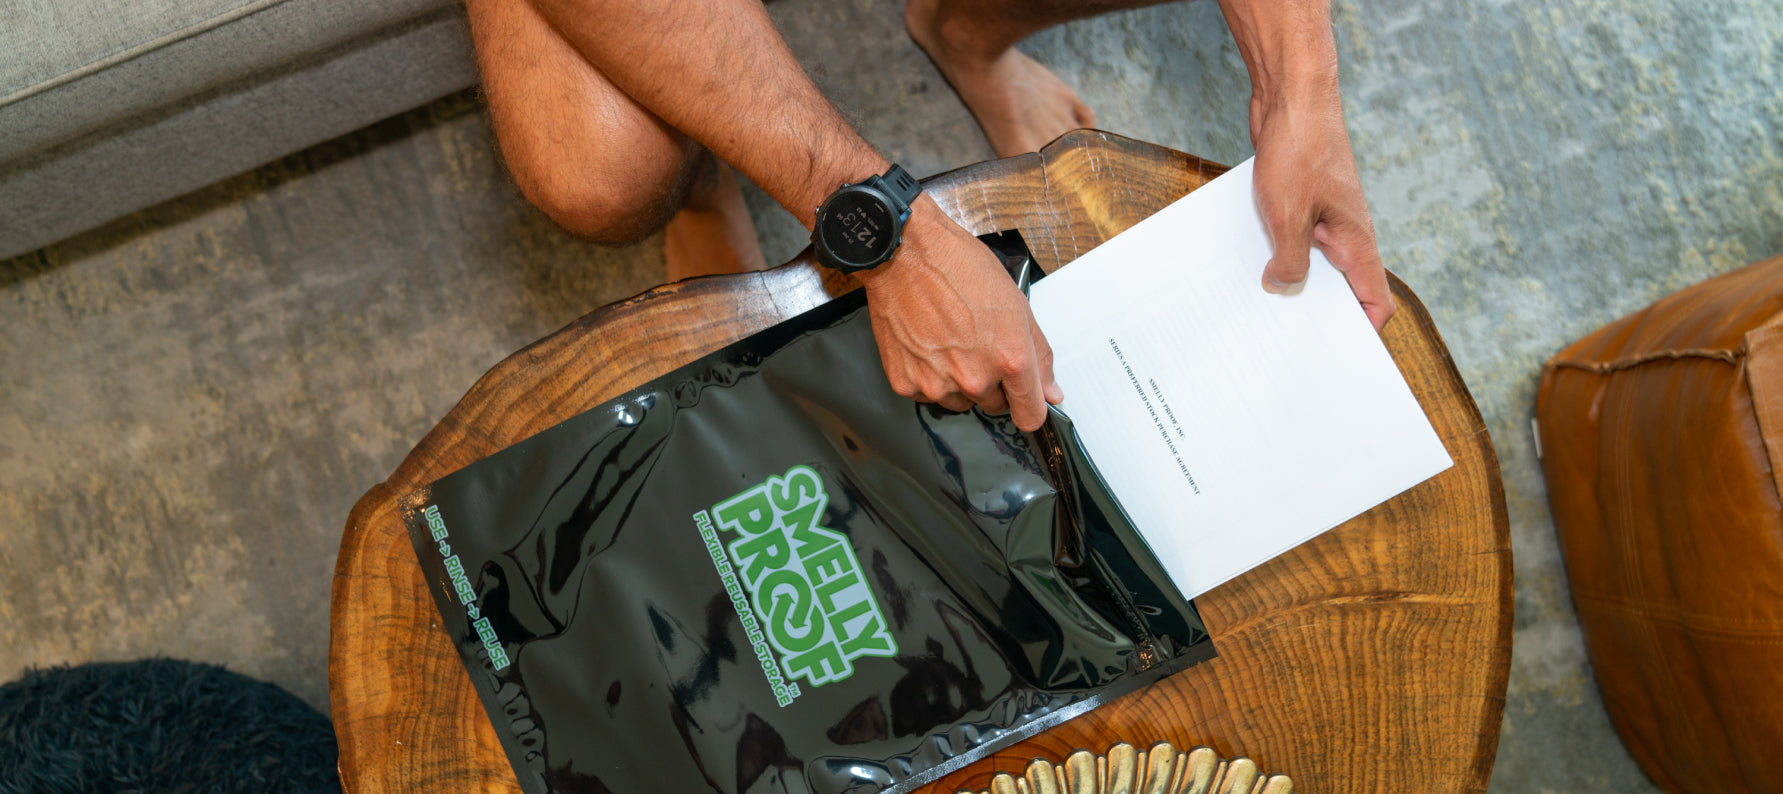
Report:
514,155,695,245
466,0,699,245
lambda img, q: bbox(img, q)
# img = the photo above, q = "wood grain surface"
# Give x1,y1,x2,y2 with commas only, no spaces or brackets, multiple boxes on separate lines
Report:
329,130,1511,794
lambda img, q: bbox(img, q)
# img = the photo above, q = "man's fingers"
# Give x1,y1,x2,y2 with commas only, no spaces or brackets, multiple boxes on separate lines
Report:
918,373,971,408
936,394,974,413
1261,201,1316,293
1361,296,1396,331
888,355,964,409
962,373,1010,415
998,344,1048,433
1030,315,1064,406
883,361,921,401
1314,214,1397,332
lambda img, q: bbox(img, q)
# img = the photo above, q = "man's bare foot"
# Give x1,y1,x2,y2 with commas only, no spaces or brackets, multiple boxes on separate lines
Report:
905,0,1096,158
665,156,767,282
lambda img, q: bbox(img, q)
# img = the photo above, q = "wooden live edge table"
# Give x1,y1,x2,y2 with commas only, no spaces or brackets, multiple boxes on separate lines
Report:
329,131,1512,794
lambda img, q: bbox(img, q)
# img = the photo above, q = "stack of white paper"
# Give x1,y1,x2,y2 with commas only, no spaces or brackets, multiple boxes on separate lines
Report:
1029,158,1452,599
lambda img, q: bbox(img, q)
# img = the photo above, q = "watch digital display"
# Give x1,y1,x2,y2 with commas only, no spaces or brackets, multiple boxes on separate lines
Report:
821,190,896,267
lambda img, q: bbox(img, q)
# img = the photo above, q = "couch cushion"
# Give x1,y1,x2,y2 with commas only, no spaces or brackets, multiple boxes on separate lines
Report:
0,0,456,166
1,0,282,101
0,7,476,261
1536,254,1783,793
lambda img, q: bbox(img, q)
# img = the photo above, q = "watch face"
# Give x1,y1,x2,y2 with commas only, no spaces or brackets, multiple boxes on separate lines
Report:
821,190,896,267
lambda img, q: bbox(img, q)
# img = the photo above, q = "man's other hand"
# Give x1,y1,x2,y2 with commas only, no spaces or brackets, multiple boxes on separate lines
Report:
1250,87,1396,332
856,200,1063,432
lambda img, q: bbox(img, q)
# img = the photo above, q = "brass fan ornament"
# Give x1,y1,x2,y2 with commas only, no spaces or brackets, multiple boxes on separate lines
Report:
957,741,1292,794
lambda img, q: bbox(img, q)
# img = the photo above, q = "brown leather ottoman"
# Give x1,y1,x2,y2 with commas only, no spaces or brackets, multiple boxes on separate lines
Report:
1537,253,1783,794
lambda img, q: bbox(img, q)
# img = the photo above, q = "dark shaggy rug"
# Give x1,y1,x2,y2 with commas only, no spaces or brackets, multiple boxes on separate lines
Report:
0,659,340,794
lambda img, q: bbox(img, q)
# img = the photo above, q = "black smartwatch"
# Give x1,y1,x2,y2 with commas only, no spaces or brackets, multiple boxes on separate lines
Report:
811,164,922,272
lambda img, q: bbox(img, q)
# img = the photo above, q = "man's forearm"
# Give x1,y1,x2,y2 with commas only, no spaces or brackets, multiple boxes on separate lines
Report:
527,0,882,225
1213,0,1341,130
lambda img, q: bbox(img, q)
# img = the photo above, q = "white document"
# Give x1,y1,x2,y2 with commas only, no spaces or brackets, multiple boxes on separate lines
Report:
1028,158,1453,599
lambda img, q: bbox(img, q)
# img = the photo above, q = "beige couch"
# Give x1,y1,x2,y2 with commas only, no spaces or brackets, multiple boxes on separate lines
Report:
0,0,479,261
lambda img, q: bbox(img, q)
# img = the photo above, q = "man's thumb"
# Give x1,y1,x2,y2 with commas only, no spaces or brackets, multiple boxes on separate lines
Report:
1262,207,1315,294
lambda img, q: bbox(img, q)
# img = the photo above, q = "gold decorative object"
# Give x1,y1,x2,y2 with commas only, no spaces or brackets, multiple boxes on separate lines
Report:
957,741,1292,794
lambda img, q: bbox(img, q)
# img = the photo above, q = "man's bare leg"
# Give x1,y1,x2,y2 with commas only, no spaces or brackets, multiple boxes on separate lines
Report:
467,0,762,278
905,0,1165,157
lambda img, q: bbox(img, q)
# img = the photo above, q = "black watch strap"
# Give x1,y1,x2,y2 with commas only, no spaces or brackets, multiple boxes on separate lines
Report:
881,164,920,208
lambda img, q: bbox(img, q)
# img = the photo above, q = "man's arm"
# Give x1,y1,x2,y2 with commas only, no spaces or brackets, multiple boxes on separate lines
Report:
1214,0,1395,331
527,0,1062,429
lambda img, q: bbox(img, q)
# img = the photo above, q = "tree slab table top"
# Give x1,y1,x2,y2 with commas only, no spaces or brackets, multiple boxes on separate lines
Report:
329,130,1511,794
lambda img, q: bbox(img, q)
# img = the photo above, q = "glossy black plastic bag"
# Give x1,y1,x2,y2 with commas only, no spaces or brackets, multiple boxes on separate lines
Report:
403,233,1214,794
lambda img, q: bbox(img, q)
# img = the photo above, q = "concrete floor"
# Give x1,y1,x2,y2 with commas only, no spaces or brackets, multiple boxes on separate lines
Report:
3,0,1780,791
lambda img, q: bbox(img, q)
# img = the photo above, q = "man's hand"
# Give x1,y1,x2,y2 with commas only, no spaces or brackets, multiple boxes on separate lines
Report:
856,199,1063,432
1217,0,1394,332
1251,89,1395,332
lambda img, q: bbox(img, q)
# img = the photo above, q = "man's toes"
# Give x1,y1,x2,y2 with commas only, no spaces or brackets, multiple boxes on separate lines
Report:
1074,98,1097,129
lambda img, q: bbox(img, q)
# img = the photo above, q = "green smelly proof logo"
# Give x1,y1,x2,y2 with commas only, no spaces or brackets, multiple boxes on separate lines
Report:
692,465,897,706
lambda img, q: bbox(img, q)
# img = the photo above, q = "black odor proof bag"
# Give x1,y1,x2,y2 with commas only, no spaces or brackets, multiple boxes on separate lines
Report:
403,233,1215,794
